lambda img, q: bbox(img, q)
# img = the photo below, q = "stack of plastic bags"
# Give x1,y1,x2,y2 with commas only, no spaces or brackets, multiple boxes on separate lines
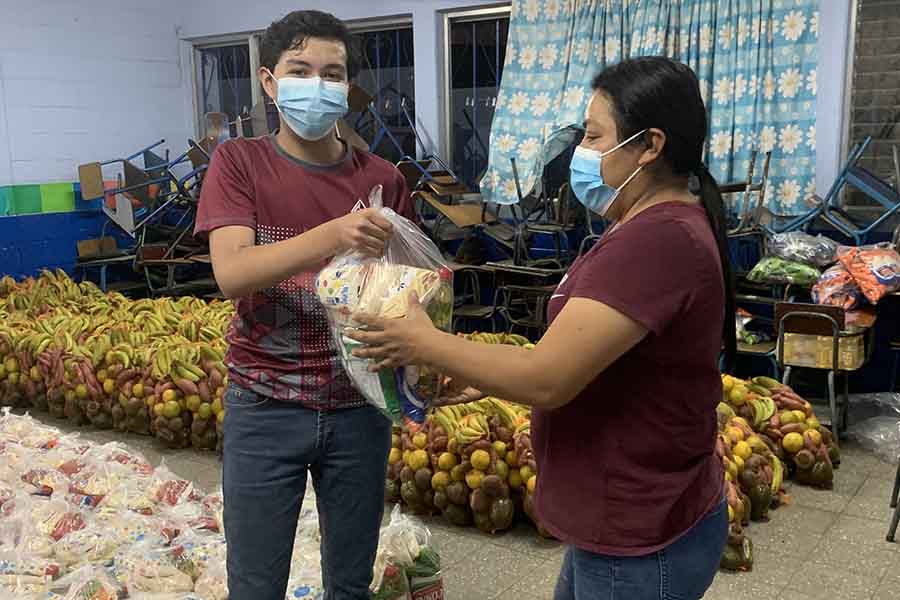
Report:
0,408,441,599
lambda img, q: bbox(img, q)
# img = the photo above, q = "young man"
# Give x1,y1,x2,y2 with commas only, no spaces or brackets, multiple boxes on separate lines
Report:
194,10,412,600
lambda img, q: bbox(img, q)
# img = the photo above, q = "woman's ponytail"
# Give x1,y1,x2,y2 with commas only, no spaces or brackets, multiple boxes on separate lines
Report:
691,167,736,374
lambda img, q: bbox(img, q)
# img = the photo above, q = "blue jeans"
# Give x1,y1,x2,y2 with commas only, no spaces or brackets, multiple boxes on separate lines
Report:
554,497,728,600
222,385,391,600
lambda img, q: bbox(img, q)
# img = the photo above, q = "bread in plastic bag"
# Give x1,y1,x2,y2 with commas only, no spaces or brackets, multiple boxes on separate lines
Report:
747,256,820,286
837,244,900,304
768,232,838,267
316,185,453,429
812,264,863,310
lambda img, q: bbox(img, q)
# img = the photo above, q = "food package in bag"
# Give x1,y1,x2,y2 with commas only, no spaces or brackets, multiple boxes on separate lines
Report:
812,264,863,310
316,185,453,429
371,505,443,600
49,564,120,600
768,231,838,267
837,244,900,304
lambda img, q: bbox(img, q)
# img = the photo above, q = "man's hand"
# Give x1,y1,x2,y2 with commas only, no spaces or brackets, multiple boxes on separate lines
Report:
330,208,393,257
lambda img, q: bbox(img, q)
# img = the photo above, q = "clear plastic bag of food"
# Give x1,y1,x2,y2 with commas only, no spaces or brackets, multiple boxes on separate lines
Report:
147,464,200,508
29,499,86,542
747,256,821,286
371,505,442,600
316,185,453,429
0,549,62,593
193,559,227,600
812,264,863,310
50,564,120,600
54,517,124,567
768,232,838,267
112,541,196,594
837,244,900,304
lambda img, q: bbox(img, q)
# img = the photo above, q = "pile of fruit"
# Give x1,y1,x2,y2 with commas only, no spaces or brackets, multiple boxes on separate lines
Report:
0,271,232,451
717,374,840,571
384,333,546,535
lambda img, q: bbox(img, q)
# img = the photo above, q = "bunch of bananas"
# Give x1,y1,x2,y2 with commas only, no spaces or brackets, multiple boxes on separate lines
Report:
0,270,234,452
385,332,546,537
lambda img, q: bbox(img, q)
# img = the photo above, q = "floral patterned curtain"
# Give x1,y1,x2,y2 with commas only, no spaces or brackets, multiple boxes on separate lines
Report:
481,0,818,217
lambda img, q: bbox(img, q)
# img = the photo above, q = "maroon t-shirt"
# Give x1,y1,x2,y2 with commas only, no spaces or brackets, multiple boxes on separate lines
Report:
194,135,412,409
532,201,724,556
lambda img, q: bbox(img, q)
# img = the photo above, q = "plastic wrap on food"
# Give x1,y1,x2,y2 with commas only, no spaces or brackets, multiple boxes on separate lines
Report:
50,564,120,600
54,522,123,567
95,478,156,517
87,443,154,477
148,466,199,508
30,500,86,542
768,232,838,267
747,256,821,286
812,264,863,310
837,244,900,304
0,550,62,592
315,188,452,430
193,559,227,600
112,542,195,594
22,467,70,498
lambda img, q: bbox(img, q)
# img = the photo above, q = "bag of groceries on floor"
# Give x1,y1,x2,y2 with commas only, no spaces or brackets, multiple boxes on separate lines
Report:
371,505,443,600
316,185,453,430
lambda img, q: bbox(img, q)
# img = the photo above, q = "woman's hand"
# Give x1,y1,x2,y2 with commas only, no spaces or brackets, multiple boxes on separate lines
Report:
347,293,440,371
434,376,485,406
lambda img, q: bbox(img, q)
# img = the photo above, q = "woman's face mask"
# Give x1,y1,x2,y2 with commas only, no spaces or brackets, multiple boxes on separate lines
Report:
266,71,349,141
570,129,647,216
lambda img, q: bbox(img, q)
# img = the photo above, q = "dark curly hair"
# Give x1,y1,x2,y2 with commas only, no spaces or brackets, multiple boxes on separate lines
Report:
259,10,360,78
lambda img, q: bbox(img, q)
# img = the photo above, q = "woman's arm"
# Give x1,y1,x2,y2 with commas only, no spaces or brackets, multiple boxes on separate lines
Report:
349,295,648,410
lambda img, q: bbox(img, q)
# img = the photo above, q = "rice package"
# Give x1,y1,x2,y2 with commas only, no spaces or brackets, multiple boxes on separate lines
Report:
812,264,863,310
316,185,453,430
837,244,900,304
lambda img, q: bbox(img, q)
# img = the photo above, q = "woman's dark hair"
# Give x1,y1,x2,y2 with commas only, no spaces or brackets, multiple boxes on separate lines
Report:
260,10,360,78
591,56,736,373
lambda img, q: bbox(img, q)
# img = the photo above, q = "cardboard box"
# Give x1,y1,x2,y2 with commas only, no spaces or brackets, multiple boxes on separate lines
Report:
781,332,865,371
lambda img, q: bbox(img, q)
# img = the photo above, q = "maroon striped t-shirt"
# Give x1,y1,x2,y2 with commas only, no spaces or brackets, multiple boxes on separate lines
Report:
194,135,412,409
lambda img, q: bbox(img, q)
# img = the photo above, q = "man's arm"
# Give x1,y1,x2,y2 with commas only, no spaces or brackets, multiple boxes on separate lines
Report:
209,208,394,299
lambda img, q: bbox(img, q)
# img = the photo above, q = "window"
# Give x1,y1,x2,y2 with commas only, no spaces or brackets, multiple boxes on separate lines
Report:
347,20,416,163
846,0,900,206
194,41,255,138
443,6,511,191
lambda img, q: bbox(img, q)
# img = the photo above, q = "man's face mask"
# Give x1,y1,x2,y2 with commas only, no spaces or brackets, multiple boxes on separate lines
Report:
569,129,647,216
266,71,349,141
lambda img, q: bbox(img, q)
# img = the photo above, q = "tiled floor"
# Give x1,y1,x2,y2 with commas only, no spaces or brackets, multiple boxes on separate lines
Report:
51,418,900,600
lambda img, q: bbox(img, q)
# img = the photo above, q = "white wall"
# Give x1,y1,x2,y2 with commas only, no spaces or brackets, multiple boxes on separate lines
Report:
0,0,193,186
817,0,854,195
176,0,509,160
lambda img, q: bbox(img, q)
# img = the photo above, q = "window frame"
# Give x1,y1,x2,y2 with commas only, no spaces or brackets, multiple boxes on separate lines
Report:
440,3,512,179
191,33,259,139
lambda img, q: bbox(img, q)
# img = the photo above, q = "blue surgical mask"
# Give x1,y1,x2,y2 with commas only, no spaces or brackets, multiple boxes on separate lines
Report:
270,73,349,141
570,129,647,215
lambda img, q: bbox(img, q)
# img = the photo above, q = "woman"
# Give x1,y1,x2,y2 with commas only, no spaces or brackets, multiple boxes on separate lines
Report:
349,56,734,599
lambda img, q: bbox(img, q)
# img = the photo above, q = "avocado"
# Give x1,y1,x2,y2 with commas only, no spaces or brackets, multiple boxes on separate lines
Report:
489,498,514,531
749,484,772,521
720,536,754,571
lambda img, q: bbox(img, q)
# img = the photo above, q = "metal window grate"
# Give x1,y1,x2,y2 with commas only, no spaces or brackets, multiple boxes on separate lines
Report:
847,0,900,206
